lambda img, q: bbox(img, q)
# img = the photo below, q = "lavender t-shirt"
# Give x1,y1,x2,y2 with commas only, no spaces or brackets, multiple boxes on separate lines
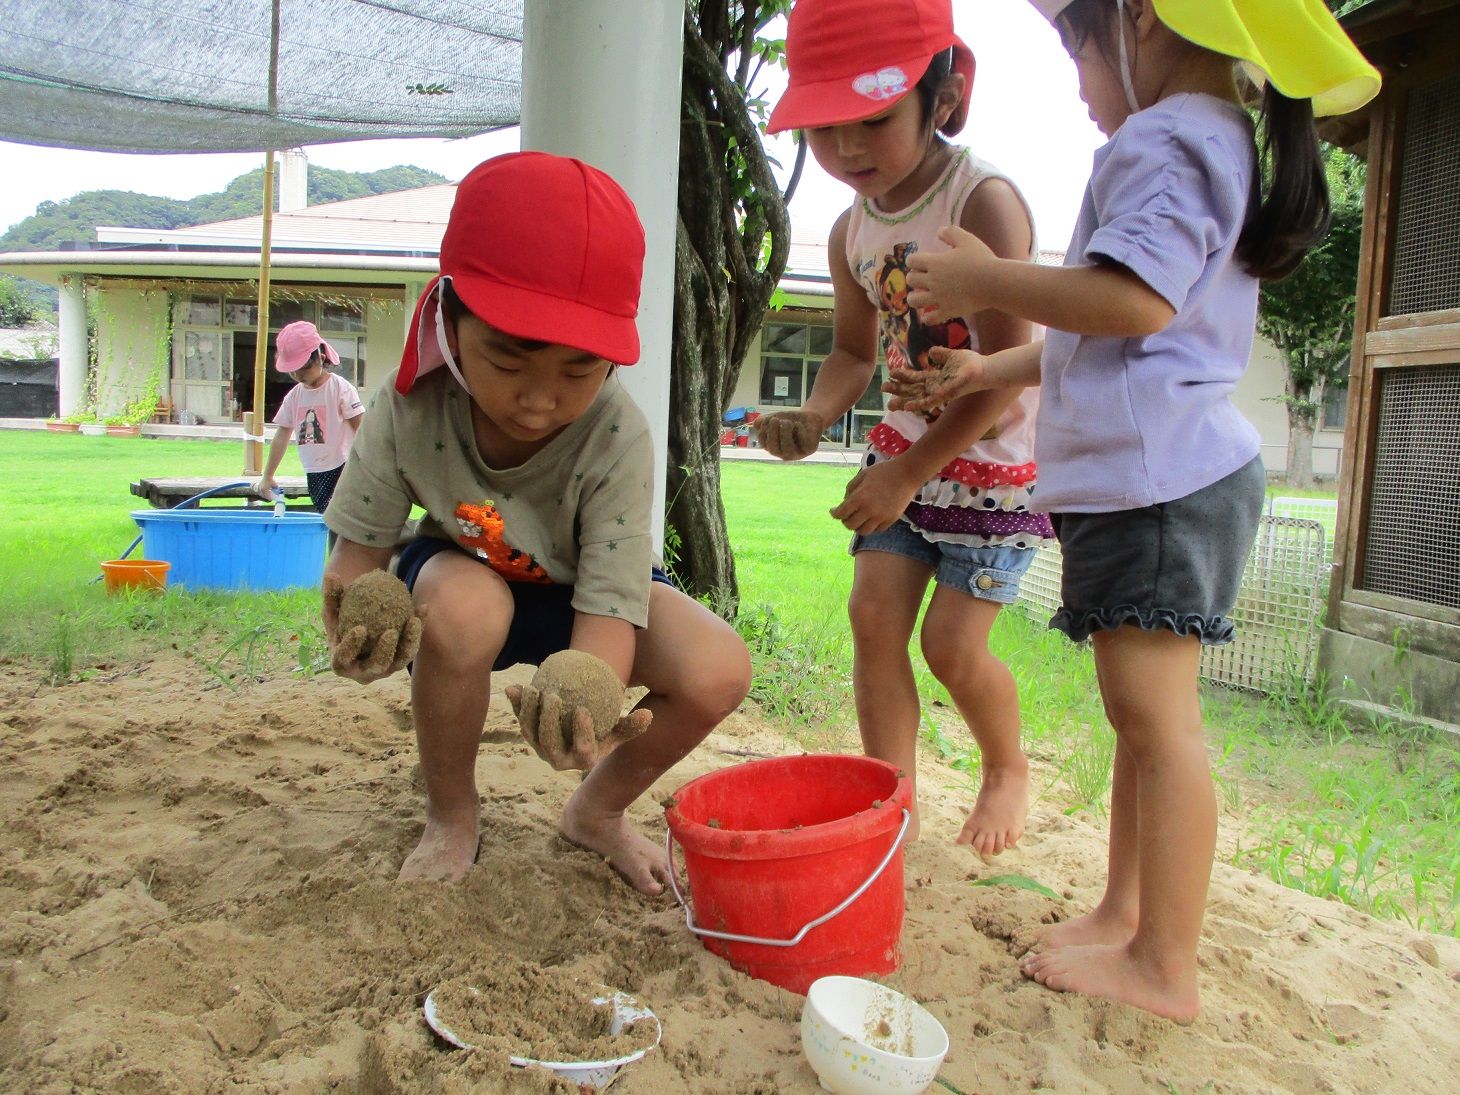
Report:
1033,94,1262,513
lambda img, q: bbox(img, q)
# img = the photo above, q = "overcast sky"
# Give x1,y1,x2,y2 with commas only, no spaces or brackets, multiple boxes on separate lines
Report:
0,1,1100,255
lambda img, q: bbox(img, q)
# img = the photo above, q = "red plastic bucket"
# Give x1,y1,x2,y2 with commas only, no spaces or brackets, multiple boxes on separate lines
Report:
664,755,911,995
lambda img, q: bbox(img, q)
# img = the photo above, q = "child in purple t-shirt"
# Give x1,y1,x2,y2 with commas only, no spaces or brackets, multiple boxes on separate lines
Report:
256,320,365,539
885,0,1377,1021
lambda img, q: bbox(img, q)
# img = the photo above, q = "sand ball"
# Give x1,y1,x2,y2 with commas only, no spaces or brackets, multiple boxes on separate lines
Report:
531,650,624,738
337,570,414,654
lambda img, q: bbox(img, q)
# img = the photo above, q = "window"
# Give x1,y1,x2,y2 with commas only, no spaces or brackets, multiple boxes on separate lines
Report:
757,318,885,446
331,336,366,387
174,295,221,326
224,298,258,327
1321,384,1349,430
270,298,316,327
182,332,224,380
320,301,365,333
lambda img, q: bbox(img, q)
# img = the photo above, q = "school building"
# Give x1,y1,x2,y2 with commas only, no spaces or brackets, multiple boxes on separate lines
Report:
0,157,1342,475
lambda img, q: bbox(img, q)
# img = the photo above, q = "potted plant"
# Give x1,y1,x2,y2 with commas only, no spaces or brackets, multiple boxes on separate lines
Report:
45,417,81,433
76,413,106,437
104,414,141,438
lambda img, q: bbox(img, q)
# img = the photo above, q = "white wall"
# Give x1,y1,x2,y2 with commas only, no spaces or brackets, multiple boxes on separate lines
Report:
1235,338,1345,479
92,285,169,417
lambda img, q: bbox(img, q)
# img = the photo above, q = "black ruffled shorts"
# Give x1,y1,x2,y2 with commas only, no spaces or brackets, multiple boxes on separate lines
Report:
1048,456,1265,645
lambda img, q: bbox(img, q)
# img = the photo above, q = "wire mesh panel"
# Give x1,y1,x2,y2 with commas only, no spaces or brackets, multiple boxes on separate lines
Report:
1206,517,1328,693
1387,73,1460,316
1359,364,1460,609
1266,497,1339,565
1015,516,1328,693
1017,541,1064,620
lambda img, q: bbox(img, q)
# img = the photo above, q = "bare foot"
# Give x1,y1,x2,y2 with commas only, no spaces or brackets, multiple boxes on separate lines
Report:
1021,942,1200,1022
399,808,480,882
559,794,668,896
955,760,1029,857
1018,906,1138,956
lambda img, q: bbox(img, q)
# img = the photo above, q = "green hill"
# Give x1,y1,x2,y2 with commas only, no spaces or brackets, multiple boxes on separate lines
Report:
0,163,446,252
0,164,448,317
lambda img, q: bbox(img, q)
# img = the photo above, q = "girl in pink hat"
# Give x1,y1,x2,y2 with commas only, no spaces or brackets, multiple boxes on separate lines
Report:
255,319,365,542
756,0,1050,861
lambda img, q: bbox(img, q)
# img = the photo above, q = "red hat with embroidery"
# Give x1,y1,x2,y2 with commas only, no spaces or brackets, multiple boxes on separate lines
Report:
396,151,645,395
767,0,975,136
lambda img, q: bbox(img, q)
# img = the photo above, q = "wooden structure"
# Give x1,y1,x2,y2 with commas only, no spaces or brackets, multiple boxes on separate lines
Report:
130,476,309,509
1323,0,1460,727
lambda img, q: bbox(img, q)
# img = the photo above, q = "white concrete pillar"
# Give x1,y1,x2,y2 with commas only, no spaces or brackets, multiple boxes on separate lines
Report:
57,274,87,417
521,0,684,551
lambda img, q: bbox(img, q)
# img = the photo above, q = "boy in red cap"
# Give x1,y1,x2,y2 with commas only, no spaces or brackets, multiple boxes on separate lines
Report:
255,320,365,539
320,152,750,894
755,0,1048,858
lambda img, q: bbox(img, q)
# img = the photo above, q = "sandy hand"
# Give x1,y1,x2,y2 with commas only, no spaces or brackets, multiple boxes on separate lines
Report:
322,571,426,684
883,346,990,414
754,410,826,461
504,650,653,771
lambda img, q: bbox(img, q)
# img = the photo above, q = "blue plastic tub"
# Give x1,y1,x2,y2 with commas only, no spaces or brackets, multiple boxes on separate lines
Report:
130,509,327,591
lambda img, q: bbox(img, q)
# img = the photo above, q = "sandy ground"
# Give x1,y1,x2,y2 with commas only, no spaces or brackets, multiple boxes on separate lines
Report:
2,654,1458,1094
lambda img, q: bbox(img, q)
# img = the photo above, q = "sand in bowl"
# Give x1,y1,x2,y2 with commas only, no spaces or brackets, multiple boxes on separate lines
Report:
428,962,659,1065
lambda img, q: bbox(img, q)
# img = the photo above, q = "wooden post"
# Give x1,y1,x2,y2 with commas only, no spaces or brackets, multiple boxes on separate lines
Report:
242,412,260,475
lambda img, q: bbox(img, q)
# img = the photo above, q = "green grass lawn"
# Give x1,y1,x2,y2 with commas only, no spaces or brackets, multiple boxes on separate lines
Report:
1,430,1453,936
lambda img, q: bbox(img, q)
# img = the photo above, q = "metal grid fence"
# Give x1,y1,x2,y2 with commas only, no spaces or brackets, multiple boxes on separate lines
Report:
1016,515,1329,694
1387,72,1460,317
1265,496,1338,565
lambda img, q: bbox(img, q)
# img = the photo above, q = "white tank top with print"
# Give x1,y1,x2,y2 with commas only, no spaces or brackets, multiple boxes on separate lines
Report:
845,146,1052,548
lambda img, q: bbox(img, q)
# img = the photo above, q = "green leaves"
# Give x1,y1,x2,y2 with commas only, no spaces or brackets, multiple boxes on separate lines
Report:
970,874,1062,901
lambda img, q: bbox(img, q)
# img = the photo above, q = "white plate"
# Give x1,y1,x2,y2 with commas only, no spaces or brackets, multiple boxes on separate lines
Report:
423,983,662,1089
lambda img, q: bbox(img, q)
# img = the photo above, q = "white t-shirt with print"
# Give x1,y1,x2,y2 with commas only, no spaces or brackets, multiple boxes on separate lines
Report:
272,372,364,473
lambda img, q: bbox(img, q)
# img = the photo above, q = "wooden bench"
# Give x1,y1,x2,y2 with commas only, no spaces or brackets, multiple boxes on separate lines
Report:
129,476,311,509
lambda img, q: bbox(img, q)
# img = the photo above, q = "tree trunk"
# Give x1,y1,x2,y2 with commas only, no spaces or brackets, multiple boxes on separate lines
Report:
668,5,791,611
1285,375,1318,490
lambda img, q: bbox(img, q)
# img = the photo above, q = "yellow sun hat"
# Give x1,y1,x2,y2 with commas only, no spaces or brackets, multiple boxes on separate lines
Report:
1029,0,1381,117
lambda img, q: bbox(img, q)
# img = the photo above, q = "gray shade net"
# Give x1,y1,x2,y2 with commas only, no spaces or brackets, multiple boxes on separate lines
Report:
0,0,523,152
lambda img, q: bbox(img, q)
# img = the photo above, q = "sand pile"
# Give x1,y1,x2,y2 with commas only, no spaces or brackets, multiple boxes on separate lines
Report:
1,655,1456,1093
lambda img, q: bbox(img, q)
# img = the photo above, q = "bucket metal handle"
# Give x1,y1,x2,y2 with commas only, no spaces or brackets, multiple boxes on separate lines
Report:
664,808,910,948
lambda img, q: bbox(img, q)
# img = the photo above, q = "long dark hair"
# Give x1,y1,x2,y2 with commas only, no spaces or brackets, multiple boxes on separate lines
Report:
1057,0,1330,280
1238,85,1330,280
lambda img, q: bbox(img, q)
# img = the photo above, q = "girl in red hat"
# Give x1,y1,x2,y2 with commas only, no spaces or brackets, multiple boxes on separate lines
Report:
756,0,1050,860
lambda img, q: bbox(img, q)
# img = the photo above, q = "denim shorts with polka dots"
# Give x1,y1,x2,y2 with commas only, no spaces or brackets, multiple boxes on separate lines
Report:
849,519,1037,604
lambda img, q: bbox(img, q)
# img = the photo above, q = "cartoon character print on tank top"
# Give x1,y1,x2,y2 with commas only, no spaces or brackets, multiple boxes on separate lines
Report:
454,499,552,583
845,146,1053,548
874,241,973,425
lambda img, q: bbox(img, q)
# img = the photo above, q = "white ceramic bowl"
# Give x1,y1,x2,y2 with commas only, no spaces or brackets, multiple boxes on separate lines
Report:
423,985,661,1089
800,975,950,1095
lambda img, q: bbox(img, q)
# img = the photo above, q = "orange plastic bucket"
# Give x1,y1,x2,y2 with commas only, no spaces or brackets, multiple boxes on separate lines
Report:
100,558,170,594
664,755,911,995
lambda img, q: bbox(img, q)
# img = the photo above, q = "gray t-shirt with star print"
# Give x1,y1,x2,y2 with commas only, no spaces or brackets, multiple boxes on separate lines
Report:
325,367,655,628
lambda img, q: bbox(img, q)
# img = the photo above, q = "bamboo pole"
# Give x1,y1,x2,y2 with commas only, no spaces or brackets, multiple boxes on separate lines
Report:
245,0,283,476
245,150,276,475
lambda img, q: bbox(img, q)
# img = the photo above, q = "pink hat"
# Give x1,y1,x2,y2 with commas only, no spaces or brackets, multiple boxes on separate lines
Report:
275,321,339,374
396,151,645,395
767,0,975,135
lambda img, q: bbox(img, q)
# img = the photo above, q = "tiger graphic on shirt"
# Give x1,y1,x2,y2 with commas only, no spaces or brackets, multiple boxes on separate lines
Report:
453,499,552,584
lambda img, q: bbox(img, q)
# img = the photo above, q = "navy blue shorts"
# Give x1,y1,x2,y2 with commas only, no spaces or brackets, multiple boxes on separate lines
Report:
306,464,344,512
395,536,673,672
